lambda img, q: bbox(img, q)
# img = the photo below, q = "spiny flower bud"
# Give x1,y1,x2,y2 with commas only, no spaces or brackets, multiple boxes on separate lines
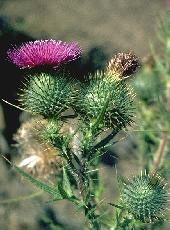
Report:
107,52,140,79
121,172,167,223
19,72,77,118
74,71,134,130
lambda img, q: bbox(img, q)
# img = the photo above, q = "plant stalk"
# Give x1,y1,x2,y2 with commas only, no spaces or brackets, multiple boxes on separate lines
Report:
150,132,168,176
78,160,101,230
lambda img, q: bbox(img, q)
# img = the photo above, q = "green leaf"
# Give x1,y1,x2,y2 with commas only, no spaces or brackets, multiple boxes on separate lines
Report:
58,182,69,199
62,167,73,197
57,182,79,204
0,191,42,204
109,203,124,209
14,166,63,200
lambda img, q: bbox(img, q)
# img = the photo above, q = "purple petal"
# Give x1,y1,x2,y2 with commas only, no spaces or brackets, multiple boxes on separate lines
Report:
7,39,82,69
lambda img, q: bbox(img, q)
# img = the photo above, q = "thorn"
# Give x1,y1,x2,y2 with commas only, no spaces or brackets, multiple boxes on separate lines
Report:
144,169,147,175
141,170,143,177
1,99,27,112
87,168,99,173
1,155,12,165
114,164,118,176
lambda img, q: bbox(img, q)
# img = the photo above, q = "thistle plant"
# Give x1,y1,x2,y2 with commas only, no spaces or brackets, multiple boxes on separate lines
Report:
1,24,169,229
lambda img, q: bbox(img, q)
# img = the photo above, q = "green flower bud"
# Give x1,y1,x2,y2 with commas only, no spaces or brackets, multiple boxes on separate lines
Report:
121,172,167,223
74,71,134,130
19,73,77,118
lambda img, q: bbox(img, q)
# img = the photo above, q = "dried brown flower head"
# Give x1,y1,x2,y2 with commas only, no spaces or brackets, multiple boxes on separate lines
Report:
14,117,63,180
107,52,140,79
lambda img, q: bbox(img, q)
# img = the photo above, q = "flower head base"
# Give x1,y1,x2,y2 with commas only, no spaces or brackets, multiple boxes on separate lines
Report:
121,172,167,223
107,52,140,79
7,39,82,69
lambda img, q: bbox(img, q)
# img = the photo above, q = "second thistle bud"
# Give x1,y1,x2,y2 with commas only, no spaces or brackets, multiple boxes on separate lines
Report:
74,71,134,130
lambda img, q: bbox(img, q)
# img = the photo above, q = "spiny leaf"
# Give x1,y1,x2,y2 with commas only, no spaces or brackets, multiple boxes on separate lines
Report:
109,203,124,209
58,182,69,199
62,167,73,197
0,191,42,204
14,165,63,200
57,182,79,204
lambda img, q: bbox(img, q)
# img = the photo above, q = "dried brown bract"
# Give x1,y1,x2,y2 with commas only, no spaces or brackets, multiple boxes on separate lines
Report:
107,52,141,79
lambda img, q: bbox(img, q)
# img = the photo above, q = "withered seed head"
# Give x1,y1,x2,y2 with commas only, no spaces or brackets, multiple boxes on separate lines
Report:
14,117,63,180
107,52,141,79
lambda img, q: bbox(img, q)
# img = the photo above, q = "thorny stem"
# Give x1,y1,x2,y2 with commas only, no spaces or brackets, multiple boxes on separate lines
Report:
77,159,101,230
150,132,168,176
84,199,101,230
61,91,116,229
63,144,100,229
77,95,117,229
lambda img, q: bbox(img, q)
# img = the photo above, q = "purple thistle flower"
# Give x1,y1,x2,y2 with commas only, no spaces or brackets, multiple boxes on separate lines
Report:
7,39,82,69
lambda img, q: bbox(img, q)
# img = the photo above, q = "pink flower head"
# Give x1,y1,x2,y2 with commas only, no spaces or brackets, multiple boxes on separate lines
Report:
7,39,82,69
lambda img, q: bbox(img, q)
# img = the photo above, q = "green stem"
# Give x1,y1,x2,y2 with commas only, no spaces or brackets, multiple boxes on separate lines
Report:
82,173,101,230
150,132,168,176
75,157,100,229
51,120,101,229
77,94,113,229
91,93,111,134
84,199,101,230
83,93,112,161
62,146,80,180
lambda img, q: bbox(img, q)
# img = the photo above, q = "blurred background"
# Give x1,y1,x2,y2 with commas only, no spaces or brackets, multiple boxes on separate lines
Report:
0,1,169,229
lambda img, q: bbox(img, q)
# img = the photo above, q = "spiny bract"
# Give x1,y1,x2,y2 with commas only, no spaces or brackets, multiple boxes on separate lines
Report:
121,173,167,223
107,52,140,79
